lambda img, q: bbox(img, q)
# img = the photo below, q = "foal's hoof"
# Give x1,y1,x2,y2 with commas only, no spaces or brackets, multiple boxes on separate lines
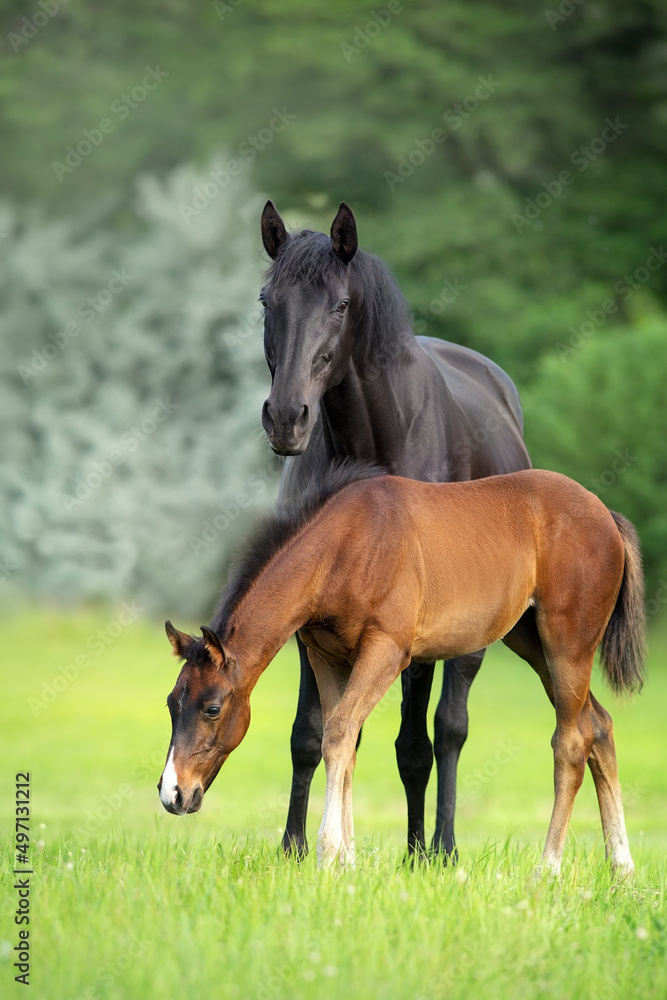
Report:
531,863,560,884
281,832,308,860
611,860,634,881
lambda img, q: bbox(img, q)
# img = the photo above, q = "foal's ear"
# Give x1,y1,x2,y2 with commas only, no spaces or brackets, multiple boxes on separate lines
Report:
165,620,192,659
261,200,289,259
200,626,233,670
330,202,358,265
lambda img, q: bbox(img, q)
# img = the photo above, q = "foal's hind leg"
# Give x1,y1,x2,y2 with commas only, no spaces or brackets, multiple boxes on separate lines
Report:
543,652,593,875
282,635,323,857
431,650,485,858
503,611,593,874
587,694,634,876
395,661,435,856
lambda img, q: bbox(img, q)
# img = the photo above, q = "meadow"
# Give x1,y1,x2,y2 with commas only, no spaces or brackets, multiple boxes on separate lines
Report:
2,609,666,1000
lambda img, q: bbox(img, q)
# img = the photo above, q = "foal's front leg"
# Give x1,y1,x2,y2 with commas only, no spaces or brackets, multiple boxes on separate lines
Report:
310,639,409,868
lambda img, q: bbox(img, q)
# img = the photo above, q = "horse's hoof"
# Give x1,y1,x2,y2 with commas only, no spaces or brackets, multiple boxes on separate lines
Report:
281,833,308,860
429,843,458,866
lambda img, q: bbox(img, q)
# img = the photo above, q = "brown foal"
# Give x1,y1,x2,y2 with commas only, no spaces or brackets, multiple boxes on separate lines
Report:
159,465,645,874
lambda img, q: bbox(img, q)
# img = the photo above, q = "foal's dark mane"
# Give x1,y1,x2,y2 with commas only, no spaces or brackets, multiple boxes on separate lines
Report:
207,460,385,646
266,230,414,368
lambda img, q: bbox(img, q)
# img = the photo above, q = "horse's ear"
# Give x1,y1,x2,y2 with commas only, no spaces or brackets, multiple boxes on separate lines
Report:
200,626,232,670
261,200,288,259
165,620,192,659
330,202,358,265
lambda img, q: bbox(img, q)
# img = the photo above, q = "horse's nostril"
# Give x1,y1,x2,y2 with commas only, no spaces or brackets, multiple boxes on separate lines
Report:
173,785,183,810
262,399,274,435
296,404,309,429
190,786,204,812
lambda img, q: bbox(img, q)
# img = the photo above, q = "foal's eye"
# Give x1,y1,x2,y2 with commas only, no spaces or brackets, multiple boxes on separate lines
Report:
204,705,221,718
336,299,349,313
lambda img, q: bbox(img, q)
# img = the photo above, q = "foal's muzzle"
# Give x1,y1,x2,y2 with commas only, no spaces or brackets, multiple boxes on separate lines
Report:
157,777,204,816
262,398,312,455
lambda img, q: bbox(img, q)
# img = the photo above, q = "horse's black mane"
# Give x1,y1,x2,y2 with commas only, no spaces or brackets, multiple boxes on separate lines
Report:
187,461,385,658
266,230,414,369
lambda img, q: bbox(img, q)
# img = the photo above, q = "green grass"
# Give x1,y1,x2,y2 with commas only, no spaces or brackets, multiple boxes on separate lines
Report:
2,610,666,999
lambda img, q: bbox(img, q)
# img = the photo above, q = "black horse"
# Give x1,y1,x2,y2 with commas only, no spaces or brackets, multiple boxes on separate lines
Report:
259,200,531,857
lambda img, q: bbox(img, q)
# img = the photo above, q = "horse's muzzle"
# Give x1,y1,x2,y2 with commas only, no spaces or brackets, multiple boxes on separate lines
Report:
262,398,312,455
157,779,204,816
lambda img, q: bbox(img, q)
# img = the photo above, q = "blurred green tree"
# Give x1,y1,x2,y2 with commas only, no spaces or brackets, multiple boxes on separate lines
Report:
523,318,667,598
0,156,276,615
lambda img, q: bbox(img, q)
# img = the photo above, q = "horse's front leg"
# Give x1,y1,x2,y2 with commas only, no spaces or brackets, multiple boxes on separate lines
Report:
312,637,410,868
395,661,436,856
432,649,485,858
282,635,323,857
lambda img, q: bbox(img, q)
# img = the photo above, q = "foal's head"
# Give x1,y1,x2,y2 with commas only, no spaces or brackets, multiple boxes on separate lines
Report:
259,200,358,455
157,622,250,815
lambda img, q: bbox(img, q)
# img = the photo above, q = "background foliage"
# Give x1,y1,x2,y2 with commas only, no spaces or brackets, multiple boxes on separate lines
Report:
1,0,666,607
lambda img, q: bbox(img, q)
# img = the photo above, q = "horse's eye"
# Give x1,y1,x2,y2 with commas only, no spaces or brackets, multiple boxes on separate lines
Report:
204,705,221,718
336,299,349,313
259,297,268,311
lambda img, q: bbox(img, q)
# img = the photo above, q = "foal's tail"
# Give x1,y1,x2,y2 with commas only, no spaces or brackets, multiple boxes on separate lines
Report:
599,512,647,695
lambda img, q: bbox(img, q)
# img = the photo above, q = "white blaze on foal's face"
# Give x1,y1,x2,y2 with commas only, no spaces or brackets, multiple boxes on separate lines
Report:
159,746,179,809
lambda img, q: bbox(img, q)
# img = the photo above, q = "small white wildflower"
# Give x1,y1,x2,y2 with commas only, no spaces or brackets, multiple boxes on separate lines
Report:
346,884,356,895
65,862,74,871
456,868,468,884
636,927,649,940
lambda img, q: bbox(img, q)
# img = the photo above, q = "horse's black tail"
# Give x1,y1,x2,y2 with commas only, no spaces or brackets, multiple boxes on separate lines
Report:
599,512,647,695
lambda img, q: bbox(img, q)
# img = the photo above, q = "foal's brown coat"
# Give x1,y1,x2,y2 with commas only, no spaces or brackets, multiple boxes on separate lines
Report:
160,469,645,874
